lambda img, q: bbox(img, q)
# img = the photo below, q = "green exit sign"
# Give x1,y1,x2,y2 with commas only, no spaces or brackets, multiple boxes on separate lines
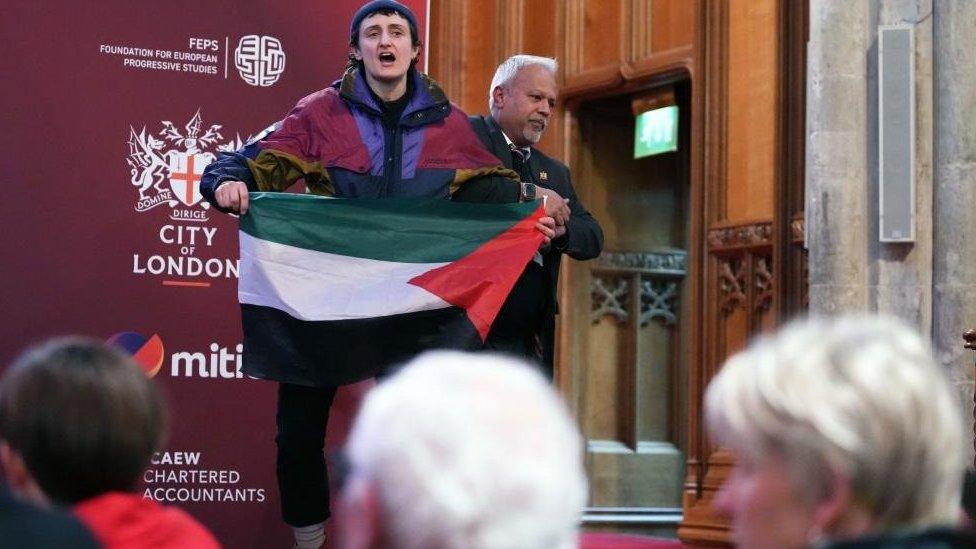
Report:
634,105,679,158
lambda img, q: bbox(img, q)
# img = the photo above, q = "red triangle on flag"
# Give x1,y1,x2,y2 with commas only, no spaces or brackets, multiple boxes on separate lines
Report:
409,204,545,341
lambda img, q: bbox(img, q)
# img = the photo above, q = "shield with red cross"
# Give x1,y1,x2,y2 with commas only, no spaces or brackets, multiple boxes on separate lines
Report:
167,151,212,207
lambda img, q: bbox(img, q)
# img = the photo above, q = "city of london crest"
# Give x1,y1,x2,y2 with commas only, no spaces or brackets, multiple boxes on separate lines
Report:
127,110,244,218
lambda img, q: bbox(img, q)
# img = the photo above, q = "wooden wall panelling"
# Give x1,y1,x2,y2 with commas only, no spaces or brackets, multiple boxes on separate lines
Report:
680,0,809,545
678,0,725,523
529,0,565,158
674,0,708,530
584,250,688,512
677,0,731,542
630,0,654,62
671,74,696,476
778,0,809,317
725,0,778,221
430,0,775,539
427,0,462,98
563,0,625,96
563,0,585,77
582,0,624,71
427,0,807,542
497,0,524,57
624,0,695,90
430,0,565,153
587,258,680,449
520,0,559,59
561,0,696,98
680,219,776,546
560,110,590,404
574,90,687,527
791,213,808,309
428,0,499,113
562,2,696,531
651,0,696,54
754,254,775,331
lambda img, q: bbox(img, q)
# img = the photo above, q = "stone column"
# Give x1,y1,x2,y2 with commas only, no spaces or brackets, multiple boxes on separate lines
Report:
808,0,935,330
806,1,873,313
932,0,976,462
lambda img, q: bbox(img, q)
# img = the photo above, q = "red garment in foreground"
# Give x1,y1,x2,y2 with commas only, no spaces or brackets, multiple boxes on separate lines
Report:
74,492,220,549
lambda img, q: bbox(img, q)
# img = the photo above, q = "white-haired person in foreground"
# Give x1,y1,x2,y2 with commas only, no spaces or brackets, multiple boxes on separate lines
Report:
337,351,587,549
706,315,975,549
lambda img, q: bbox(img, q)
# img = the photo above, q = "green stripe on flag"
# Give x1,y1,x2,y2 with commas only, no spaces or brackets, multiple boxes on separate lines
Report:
239,193,539,263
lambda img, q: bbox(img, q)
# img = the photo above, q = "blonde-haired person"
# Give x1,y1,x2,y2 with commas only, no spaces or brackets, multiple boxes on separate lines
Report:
706,315,974,548
337,350,587,549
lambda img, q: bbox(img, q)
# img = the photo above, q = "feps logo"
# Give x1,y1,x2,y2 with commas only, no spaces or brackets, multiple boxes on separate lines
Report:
107,332,166,377
234,35,286,87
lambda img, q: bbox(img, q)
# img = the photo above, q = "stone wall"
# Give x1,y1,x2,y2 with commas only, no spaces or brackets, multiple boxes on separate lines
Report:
807,0,975,462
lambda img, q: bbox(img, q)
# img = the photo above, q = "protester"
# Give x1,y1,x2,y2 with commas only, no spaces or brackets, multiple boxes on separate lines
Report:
337,350,587,549
706,315,974,548
0,337,219,548
199,2,562,545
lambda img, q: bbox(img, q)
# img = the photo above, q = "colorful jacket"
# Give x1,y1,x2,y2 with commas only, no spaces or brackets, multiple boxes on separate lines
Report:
200,66,516,207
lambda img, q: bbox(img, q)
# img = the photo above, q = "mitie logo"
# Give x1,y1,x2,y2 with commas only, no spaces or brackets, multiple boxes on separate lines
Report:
107,332,165,377
108,332,246,380
171,342,246,379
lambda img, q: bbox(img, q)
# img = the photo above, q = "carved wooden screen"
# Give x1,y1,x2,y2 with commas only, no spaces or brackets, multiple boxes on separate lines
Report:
584,251,687,530
570,87,692,535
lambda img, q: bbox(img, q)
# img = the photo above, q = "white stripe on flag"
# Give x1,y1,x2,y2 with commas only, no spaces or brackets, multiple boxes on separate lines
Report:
239,232,451,321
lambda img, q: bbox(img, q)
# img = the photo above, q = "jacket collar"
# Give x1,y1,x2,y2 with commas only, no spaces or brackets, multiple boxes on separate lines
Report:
337,65,450,126
484,115,533,170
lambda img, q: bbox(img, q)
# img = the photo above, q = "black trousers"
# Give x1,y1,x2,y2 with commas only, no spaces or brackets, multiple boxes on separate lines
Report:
275,364,408,527
484,261,551,378
275,383,337,527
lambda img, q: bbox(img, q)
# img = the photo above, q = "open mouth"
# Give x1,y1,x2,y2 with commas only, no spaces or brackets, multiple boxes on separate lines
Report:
378,52,397,64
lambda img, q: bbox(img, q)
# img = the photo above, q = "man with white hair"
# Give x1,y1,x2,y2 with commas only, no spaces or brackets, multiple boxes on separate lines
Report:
458,54,603,378
336,350,587,549
706,315,974,548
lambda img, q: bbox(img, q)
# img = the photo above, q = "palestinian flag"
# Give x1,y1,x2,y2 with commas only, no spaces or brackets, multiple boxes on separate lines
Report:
238,192,544,386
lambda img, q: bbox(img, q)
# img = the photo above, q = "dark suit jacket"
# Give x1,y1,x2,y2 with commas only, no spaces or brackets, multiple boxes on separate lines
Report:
455,115,603,373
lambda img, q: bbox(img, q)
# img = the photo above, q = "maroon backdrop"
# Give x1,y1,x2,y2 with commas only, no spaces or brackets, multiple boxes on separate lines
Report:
0,1,428,546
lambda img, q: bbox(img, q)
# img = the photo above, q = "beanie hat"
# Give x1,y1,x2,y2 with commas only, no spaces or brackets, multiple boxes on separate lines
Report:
350,0,419,43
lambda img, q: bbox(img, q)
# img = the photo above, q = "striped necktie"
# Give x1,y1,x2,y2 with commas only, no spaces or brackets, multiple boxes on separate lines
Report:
509,143,531,181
